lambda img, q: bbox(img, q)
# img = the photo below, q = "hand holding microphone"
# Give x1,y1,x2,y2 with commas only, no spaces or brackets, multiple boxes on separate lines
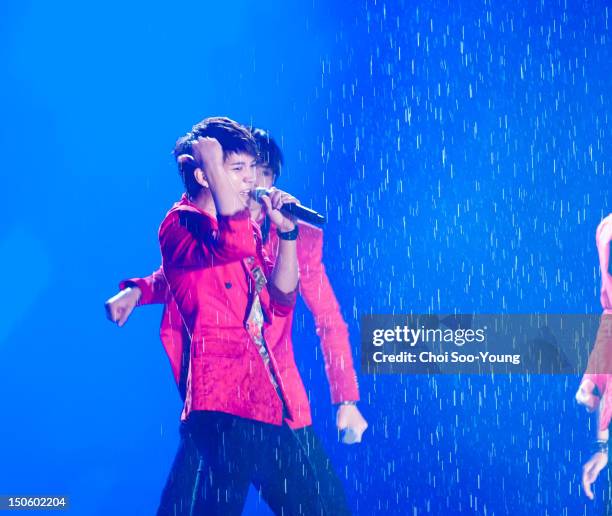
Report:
254,187,299,232
251,187,326,227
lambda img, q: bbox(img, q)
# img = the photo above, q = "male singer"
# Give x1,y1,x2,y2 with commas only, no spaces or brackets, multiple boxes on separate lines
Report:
107,119,365,515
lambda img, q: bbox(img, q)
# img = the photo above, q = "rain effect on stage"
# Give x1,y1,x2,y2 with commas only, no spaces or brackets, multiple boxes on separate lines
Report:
0,1,610,514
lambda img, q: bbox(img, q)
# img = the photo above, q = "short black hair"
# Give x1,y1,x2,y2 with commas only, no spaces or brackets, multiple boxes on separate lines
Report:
251,128,284,180
173,116,258,197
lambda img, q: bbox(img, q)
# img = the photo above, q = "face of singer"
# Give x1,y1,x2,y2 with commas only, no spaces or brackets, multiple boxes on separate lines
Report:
224,152,258,203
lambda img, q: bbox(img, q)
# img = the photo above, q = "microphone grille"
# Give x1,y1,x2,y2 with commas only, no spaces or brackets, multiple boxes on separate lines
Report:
251,187,270,201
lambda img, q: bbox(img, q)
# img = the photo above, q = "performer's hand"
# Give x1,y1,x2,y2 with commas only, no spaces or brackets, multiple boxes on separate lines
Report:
259,187,298,232
582,451,608,500
337,404,368,445
104,287,141,327
576,379,601,412
190,137,225,178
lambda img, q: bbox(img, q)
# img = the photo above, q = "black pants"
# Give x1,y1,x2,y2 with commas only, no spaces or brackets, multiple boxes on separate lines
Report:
156,422,200,516
156,412,350,516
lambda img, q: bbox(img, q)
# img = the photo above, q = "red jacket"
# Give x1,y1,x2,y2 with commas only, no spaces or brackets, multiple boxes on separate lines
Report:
578,214,612,429
123,198,359,429
158,195,299,426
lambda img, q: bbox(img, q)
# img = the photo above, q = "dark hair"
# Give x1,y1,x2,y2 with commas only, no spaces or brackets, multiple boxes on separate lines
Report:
173,116,258,197
251,128,284,180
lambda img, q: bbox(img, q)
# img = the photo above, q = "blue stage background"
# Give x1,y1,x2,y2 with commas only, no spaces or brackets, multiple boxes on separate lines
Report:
1,1,610,514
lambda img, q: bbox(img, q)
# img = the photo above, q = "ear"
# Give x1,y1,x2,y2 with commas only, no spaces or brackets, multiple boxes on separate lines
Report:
177,154,209,188
193,168,209,189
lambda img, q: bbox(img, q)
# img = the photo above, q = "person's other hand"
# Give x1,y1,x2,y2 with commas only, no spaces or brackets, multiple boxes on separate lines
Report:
191,136,225,178
337,404,368,445
104,287,141,327
582,451,608,500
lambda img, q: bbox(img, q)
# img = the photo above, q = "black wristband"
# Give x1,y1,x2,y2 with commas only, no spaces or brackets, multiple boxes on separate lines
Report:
277,226,299,241
594,439,609,454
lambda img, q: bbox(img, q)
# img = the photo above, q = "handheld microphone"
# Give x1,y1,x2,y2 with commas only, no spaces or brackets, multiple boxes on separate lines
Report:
251,188,326,227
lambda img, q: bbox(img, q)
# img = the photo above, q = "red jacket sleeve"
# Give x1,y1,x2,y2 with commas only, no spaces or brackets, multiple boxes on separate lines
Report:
267,281,298,317
160,207,257,269
259,240,298,317
298,225,360,403
580,314,612,429
577,216,612,428
119,266,169,305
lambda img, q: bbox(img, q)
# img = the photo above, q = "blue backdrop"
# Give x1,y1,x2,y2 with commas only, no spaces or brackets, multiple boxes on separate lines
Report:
1,1,610,514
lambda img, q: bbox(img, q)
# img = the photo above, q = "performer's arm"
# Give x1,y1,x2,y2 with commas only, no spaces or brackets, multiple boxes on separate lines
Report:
597,214,612,310
298,226,359,403
160,209,256,268
298,225,368,443
263,190,298,295
161,138,259,268
271,238,298,294
258,189,299,302
104,267,169,326
258,240,297,317
580,215,612,499
189,136,250,217
580,329,611,500
582,403,609,500
119,267,169,305
576,216,612,398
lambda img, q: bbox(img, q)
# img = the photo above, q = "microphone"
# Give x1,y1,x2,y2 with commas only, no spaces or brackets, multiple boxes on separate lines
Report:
251,188,326,227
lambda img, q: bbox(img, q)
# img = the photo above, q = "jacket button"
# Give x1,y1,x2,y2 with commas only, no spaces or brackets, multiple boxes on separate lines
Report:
246,256,255,264
225,282,232,289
